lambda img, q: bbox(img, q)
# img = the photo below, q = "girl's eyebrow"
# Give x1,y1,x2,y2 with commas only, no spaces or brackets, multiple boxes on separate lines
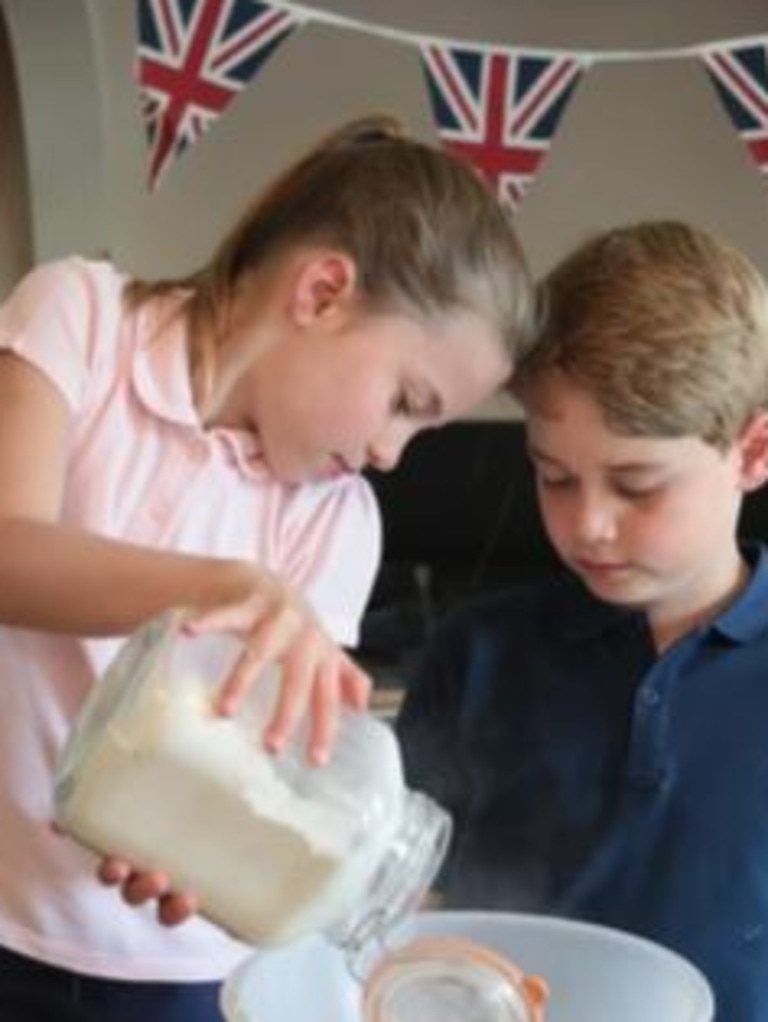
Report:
424,390,443,416
526,443,559,464
409,380,443,416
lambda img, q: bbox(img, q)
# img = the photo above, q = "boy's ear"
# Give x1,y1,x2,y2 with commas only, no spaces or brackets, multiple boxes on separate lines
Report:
738,411,768,492
290,251,358,327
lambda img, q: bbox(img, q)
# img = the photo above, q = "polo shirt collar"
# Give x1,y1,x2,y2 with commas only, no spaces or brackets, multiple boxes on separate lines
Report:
131,293,199,428
130,292,269,482
709,543,768,644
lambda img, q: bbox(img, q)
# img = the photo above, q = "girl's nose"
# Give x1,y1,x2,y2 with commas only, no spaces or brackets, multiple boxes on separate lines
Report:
367,429,410,473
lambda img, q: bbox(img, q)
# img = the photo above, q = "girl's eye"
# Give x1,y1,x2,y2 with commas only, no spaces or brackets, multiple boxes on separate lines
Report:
393,391,416,416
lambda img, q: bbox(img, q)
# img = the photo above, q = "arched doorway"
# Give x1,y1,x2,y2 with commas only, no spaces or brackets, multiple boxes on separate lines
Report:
0,5,32,298
0,0,106,275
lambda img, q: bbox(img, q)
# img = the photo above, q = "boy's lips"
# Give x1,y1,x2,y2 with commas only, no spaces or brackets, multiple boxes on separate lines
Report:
574,558,630,576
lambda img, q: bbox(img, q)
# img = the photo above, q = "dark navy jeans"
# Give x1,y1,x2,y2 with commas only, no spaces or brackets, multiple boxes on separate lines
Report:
0,944,224,1022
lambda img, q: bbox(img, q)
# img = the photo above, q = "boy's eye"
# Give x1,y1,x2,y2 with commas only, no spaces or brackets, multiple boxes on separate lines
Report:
538,473,575,490
613,482,661,500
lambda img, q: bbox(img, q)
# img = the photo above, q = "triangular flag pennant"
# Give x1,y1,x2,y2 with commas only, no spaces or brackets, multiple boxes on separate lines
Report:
136,0,302,189
702,40,768,181
420,43,589,211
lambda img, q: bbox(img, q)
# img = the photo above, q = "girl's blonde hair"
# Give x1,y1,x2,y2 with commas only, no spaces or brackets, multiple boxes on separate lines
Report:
513,221,768,449
127,114,534,392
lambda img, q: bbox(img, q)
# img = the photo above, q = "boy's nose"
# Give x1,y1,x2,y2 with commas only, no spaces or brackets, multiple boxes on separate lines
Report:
574,495,618,544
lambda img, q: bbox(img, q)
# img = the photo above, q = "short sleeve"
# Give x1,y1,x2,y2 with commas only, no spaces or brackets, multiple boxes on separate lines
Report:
279,475,383,647
0,258,122,410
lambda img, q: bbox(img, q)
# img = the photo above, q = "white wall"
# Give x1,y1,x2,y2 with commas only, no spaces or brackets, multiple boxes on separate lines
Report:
86,0,768,279
1,0,105,275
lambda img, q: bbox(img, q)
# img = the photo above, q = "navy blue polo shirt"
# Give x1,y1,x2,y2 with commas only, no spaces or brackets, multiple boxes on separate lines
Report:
396,545,768,1022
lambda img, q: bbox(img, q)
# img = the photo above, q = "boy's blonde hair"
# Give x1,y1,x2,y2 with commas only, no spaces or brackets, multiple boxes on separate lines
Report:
128,114,534,392
513,221,768,450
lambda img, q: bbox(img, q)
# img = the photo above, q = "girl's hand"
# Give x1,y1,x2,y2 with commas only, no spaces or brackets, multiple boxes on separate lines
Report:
98,857,198,927
95,583,371,924
97,568,373,925
185,567,371,766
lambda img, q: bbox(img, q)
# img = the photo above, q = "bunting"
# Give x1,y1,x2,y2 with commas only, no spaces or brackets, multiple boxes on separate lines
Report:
132,0,768,209
420,44,588,209
136,0,302,188
702,41,768,178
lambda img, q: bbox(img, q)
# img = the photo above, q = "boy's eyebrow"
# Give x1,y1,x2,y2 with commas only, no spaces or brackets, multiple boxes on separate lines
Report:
607,461,669,476
526,443,670,474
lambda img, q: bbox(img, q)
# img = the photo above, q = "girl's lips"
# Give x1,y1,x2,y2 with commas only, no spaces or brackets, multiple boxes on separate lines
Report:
323,455,353,478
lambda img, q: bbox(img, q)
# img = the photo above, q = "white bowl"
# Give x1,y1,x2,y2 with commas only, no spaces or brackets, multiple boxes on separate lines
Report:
221,910,714,1022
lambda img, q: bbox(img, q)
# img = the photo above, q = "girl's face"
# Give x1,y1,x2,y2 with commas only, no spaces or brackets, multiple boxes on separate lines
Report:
524,373,753,629
232,305,510,485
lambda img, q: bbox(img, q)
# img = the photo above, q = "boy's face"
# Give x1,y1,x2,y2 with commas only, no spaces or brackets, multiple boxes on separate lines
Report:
523,373,759,623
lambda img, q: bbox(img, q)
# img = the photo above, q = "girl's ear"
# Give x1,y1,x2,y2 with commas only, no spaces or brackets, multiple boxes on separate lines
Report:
290,250,358,327
738,411,768,492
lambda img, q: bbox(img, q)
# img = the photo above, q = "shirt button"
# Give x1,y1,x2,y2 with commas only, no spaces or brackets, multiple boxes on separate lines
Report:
640,688,660,707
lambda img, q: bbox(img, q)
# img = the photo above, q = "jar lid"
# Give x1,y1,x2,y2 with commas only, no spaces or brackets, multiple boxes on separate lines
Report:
362,936,549,1022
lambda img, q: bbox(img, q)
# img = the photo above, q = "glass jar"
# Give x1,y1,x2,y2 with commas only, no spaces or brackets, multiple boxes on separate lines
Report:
54,611,451,951
362,936,549,1022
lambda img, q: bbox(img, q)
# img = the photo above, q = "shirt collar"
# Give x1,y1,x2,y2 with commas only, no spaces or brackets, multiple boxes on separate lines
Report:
708,543,768,644
130,292,199,427
129,293,269,481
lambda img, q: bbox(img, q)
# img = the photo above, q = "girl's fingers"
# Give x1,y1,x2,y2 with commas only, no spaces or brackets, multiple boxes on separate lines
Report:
98,856,132,886
98,858,198,926
121,870,172,905
339,654,372,711
157,890,199,927
215,641,271,716
306,660,340,766
188,591,362,767
215,606,300,716
264,642,315,755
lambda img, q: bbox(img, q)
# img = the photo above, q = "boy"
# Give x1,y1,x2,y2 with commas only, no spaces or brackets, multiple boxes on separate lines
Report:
396,221,768,1022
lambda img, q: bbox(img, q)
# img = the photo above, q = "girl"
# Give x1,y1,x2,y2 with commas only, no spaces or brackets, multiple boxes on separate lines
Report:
0,114,534,1021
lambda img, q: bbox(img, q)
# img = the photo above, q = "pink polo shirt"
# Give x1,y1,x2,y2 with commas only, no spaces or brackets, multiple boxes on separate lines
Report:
0,258,382,980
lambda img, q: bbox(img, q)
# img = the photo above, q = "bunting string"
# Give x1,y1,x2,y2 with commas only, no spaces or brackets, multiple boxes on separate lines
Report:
262,0,760,64
135,0,768,205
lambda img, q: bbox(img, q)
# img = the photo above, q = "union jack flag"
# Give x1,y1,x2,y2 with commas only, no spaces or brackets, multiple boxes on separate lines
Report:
702,41,768,180
136,0,302,188
420,43,588,210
